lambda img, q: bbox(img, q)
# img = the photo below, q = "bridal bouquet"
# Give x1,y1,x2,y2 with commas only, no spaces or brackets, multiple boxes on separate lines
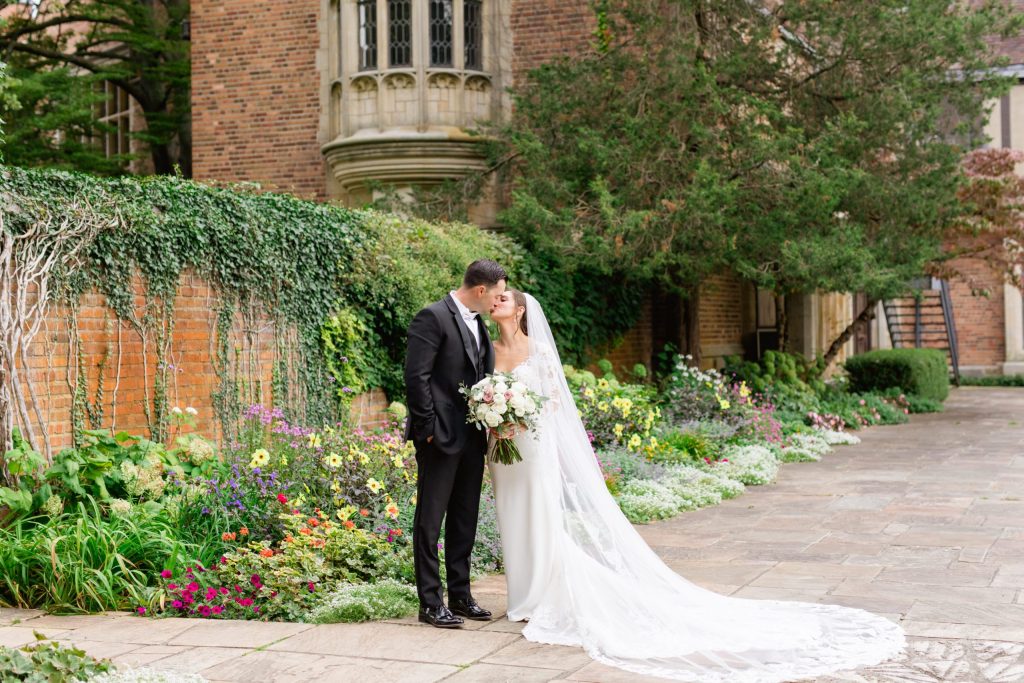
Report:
460,372,547,465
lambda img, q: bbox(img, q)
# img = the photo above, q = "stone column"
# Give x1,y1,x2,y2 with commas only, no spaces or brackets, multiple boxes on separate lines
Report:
1004,282,1024,374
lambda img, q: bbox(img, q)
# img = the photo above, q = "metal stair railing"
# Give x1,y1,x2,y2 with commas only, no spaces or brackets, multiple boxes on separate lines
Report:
936,277,961,386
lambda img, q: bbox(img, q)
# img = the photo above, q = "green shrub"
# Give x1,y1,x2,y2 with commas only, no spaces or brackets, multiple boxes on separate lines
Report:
844,348,950,402
653,430,720,465
0,636,111,681
724,351,827,408
959,374,1024,387
307,579,418,623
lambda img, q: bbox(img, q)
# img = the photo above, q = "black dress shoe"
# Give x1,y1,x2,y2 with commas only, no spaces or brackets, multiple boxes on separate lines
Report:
450,597,493,621
418,604,464,629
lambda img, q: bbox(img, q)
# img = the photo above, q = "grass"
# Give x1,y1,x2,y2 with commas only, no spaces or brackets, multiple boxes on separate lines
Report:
0,499,191,613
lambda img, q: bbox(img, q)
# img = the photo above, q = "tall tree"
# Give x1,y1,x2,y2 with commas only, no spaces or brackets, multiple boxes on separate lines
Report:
0,0,191,175
490,0,1020,356
0,63,130,174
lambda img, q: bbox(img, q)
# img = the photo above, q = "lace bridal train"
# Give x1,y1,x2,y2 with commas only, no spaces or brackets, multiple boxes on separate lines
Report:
487,293,905,683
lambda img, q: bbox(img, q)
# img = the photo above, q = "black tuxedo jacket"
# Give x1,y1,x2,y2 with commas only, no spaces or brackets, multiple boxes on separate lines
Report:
404,294,494,456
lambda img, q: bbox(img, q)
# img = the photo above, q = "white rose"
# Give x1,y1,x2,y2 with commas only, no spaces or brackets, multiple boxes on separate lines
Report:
483,411,503,428
510,381,527,393
493,382,508,394
475,405,489,421
509,395,527,412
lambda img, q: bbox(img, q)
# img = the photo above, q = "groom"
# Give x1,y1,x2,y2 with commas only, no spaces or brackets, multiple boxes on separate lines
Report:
404,259,507,628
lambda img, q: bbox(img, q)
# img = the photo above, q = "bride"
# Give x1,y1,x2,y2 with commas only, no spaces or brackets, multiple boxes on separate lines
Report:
485,289,905,683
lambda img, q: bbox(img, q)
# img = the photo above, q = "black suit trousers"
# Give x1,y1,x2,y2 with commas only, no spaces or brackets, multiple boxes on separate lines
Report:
412,438,484,608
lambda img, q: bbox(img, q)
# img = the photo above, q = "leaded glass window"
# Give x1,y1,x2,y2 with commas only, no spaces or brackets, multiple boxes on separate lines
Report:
429,0,454,67
464,0,482,70
357,0,378,70
388,0,412,67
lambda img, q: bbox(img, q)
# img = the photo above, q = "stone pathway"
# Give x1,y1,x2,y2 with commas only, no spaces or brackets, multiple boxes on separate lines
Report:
2,387,1023,682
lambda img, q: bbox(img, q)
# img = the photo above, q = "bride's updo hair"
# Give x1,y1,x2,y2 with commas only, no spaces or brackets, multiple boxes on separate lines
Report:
509,289,529,336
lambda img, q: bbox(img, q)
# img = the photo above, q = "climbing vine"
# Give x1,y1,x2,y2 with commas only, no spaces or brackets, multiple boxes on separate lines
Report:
0,166,523,452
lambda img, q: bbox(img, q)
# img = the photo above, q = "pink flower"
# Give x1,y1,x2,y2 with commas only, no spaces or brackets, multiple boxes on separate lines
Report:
136,606,146,615
187,582,199,592
167,583,178,590
172,600,184,609
308,582,315,593
277,493,288,504
219,587,229,595
160,569,172,579
212,606,224,614
250,574,262,587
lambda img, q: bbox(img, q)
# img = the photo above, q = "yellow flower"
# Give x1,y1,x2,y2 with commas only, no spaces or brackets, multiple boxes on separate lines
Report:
597,378,610,389
367,478,383,493
719,400,731,410
249,448,270,468
337,505,356,521
649,436,658,447
597,401,609,413
613,424,625,438
330,481,341,493
411,494,417,506
739,382,751,398
326,452,343,468
385,502,400,519
627,434,642,451
392,456,405,468
308,433,322,449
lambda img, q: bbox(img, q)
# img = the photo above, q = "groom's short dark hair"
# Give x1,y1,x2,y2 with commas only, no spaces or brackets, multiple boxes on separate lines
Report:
463,259,507,288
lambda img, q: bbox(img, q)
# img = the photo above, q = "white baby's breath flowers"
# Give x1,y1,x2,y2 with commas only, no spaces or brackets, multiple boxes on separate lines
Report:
184,406,198,416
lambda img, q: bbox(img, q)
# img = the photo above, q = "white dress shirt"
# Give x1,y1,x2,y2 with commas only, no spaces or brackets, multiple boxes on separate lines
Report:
450,291,481,348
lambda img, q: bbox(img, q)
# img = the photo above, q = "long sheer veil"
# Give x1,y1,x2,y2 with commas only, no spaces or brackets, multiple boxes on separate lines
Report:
521,293,905,683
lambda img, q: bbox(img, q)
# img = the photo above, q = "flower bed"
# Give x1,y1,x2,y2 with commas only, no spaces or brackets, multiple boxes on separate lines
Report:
0,349,936,624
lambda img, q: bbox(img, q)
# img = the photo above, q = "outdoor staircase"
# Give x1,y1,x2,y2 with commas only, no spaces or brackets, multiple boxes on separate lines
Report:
882,278,961,385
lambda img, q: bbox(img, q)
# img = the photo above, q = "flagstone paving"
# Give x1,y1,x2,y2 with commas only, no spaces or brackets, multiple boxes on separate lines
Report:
3,387,1024,682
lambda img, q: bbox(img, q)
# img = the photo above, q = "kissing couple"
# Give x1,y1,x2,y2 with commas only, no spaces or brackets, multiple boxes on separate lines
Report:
404,259,904,682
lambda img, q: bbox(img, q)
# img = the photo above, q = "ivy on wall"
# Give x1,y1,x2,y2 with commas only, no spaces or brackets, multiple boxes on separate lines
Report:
0,167,521,448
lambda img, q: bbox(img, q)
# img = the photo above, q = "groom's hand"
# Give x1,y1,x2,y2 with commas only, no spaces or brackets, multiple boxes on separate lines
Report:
427,435,433,443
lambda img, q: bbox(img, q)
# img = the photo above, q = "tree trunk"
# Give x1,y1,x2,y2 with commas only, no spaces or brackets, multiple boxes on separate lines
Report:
823,297,879,367
150,141,174,175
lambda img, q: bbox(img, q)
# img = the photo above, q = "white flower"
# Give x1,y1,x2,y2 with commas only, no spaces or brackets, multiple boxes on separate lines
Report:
483,411,503,428
493,382,508,394
510,381,527,393
509,395,527,412
185,406,199,416
171,407,183,415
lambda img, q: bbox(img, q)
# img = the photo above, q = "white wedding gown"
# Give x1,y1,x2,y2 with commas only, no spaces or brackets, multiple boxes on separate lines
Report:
487,294,905,683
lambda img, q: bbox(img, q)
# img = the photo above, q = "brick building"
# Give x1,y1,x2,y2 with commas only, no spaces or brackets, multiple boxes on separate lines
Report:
189,0,860,375
869,32,1024,377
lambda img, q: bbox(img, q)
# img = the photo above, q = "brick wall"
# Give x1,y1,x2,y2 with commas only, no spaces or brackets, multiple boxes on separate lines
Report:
191,0,326,200
699,272,745,367
511,0,595,83
599,299,654,376
948,258,1006,373
20,271,388,458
